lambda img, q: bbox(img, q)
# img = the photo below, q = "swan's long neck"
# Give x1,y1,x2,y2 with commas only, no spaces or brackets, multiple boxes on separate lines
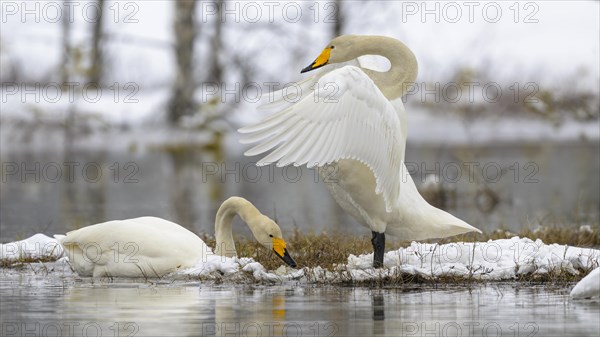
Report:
214,197,262,257
354,36,418,100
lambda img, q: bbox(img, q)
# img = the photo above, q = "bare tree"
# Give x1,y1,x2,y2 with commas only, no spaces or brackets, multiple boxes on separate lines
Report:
60,1,71,84
168,0,198,124
333,0,344,38
89,0,105,85
207,0,223,83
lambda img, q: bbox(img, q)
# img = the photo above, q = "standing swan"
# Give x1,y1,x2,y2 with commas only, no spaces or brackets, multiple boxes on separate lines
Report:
239,35,481,268
57,197,297,277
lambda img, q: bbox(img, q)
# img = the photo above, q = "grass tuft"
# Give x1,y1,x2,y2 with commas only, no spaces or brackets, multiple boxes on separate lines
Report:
0,256,57,268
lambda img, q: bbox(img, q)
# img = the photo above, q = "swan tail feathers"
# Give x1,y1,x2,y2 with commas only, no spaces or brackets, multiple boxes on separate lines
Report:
449,219,482,235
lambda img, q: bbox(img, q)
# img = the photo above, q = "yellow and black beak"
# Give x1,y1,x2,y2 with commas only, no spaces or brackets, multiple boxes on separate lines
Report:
272,238,297,268
301,47,332,73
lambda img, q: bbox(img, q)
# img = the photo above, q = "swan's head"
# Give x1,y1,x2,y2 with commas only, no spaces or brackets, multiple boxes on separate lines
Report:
251,216,297,268
301,35,363,73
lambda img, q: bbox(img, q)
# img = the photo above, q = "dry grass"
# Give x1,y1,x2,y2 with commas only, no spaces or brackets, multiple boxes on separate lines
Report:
520,227,598,247
203,229,405,271
0,256,57,268
436,226,600,247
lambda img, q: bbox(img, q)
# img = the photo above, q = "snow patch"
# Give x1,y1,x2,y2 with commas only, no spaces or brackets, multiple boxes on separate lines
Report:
0,234,63,262
2,235,598,285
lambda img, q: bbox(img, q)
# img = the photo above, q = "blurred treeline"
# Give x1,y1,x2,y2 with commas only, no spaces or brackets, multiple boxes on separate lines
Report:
1,0,597,131
0,0,346,127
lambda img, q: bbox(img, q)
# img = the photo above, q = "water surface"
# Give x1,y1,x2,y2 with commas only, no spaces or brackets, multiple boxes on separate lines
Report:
1,270,598,337
2,138,598,242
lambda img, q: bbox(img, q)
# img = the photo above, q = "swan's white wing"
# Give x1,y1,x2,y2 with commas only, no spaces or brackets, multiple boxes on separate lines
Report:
239,65,405,212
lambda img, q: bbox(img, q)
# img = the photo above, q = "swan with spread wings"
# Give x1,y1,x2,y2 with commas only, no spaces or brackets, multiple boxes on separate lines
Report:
239,35,480,268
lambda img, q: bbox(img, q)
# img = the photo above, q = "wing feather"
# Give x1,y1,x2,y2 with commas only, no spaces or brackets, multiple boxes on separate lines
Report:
239,65,406,211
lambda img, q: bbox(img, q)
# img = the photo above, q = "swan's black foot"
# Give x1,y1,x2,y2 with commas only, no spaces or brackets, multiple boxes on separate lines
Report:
371,231,385,268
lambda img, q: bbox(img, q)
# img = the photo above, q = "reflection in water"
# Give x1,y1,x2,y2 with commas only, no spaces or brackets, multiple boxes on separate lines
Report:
272,294,286,320
62,285,203,336
372,292,385,336
1,273,599,337
169,150,198,227
372,292,385,321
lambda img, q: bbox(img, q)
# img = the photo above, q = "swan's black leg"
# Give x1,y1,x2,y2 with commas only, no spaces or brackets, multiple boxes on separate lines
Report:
371,231,385,268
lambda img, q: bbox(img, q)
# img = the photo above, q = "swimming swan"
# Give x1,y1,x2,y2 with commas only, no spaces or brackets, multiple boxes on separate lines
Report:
239,35,481,268
56,197,297,277
570,267,600,299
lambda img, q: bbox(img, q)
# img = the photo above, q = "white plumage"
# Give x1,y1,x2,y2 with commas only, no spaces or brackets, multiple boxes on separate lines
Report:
571,267,600,299
240,35,481,267
241,65,404,212
56,197,296,277
57,217,207,278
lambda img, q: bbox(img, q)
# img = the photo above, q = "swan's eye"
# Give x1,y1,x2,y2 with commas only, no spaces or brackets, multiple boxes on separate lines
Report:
330,45,335,49
269,234,273,238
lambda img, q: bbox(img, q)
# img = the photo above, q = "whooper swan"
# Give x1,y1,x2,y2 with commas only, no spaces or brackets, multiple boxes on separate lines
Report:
56,197,297,277
239,35,481,268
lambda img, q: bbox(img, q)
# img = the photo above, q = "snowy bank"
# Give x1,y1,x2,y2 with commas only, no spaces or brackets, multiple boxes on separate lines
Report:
179,236,599,284
0,234,63,262
340,237,599,282
1,235,598,284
